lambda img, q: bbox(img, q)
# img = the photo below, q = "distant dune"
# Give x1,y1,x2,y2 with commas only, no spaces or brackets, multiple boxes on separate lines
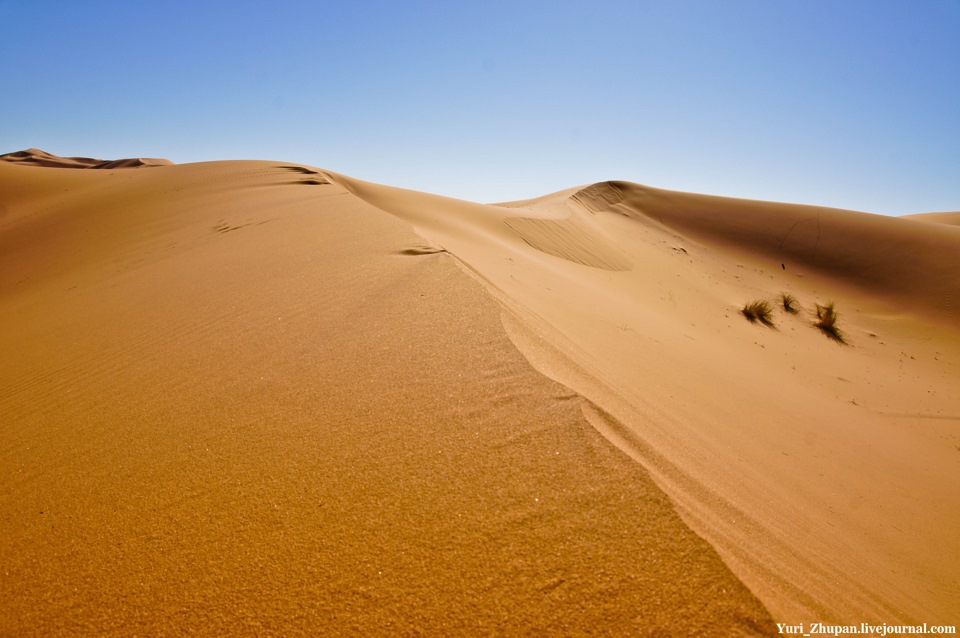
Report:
902,211,960,227
0,147,172,169
2,150,958,636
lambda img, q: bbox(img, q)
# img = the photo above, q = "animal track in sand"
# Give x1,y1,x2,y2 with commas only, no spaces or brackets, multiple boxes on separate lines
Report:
211,220,271,234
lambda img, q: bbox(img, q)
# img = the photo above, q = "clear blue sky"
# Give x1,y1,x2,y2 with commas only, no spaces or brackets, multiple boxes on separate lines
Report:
2,1,958,215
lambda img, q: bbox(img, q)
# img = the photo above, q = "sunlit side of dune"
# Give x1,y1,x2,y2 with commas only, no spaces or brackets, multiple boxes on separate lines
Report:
3,149,958,633
903,211,960,227
0,154,777,636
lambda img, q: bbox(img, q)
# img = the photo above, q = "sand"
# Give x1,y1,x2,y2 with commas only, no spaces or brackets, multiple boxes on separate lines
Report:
0,148,173,169
2,150,957,635
903,211,960,227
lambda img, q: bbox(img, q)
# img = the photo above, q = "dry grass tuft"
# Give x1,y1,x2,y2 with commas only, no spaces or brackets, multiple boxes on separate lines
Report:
814,302,846,343
780,292,799,314
742,300,775,326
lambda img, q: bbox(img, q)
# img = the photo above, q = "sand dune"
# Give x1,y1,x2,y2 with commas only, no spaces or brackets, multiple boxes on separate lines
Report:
601,182,960,321
0,148,172,169
2,151,957,635
322,170,960,625
1,153,774,636
903,211,960,227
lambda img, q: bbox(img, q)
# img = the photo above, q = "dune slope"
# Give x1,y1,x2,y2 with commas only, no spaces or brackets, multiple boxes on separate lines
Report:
323,171,960,626
903,211,960,227
0,157,776,636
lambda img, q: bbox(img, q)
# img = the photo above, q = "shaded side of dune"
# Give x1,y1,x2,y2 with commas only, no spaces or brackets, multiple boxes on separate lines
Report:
0,161,776,636
580,181,960,323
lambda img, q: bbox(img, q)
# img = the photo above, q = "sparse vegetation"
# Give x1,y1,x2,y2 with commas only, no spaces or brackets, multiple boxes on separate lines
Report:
742,300,775,326
814,302,846,343
780,292,799,314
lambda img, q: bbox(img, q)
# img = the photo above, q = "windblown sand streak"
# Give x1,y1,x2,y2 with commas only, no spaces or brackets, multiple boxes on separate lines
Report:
504,215,632,271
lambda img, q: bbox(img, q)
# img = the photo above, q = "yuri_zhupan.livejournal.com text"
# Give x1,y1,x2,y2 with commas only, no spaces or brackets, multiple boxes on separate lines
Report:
777,622,957,636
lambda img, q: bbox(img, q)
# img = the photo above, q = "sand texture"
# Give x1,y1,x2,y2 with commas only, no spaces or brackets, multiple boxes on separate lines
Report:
2,151,958,634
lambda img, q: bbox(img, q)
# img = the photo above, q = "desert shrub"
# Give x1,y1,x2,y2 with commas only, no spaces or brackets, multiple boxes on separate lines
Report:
814,302,846,343
780,292,799,314
742,300,775,326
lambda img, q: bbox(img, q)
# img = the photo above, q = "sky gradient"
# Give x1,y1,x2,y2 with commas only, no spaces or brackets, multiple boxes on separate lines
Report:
2,0,958,215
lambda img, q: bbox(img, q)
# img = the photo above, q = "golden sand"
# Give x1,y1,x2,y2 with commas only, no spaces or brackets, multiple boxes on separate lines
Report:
2,150,958,634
